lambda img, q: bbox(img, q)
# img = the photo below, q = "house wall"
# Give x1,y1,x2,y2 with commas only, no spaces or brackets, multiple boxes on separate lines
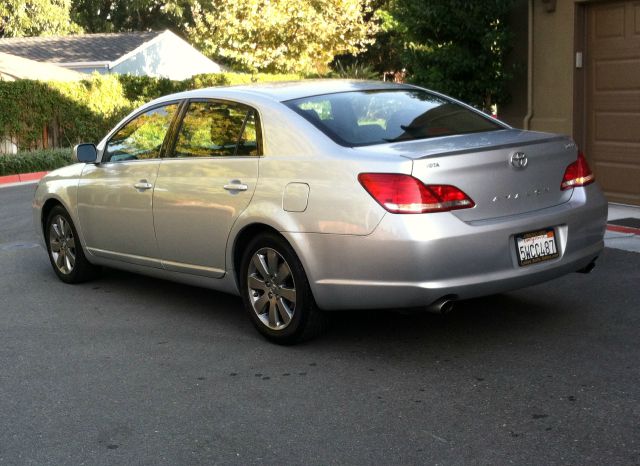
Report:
111,34,222,80
504,0,640,205
499,0,530,128
504,0,609,136
528,0,579,136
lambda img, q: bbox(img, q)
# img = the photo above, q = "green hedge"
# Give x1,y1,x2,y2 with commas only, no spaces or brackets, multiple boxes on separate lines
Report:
117,72,301,104
0,72,302,151
0,148,73,177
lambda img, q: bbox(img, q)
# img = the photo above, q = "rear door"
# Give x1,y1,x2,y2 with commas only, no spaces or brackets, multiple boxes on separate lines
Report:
153,99,260,277
78,102,180,265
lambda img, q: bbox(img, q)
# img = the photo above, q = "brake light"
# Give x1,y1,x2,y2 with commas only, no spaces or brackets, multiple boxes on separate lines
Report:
561,152,595,190
358,173,475,214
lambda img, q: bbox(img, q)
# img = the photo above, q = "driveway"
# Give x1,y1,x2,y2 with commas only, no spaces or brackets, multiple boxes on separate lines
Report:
1,184,639,465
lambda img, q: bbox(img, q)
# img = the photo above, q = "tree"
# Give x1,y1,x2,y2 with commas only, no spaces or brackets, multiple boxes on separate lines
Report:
332,2,405,77
391,0,515,110
70,0,191,33
188,0,378,74
0,0,81,37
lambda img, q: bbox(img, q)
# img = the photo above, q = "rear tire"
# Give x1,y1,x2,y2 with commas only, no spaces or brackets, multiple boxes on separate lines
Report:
239,233,326,344
45,205,100,284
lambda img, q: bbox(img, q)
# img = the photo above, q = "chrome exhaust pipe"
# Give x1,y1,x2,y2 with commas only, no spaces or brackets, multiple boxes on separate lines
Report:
426,297,455,315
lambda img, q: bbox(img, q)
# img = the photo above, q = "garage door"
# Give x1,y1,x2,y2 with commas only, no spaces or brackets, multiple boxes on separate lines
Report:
586,0,640,205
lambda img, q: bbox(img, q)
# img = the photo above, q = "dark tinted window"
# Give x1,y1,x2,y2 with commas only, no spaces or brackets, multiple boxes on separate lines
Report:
105,104,178,162
173,101,259,157
285,90,503,147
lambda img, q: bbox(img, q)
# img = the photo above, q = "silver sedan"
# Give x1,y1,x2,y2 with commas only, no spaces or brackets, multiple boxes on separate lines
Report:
33,80,608,343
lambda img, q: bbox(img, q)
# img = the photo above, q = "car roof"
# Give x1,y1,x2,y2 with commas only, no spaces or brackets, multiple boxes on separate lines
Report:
160,79,417,104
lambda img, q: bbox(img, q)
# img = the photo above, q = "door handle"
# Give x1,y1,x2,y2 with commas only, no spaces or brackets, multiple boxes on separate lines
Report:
134,180,153,191
224,182,248,192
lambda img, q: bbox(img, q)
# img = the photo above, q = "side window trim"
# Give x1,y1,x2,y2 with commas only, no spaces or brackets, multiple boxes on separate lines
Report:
162,99,189,160
165,98,264,159
102,99,184,163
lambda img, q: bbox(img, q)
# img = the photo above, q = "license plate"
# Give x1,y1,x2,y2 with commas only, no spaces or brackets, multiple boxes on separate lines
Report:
515,228,559,266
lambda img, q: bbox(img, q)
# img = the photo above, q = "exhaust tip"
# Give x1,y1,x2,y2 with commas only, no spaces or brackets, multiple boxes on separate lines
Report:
426,296,456,315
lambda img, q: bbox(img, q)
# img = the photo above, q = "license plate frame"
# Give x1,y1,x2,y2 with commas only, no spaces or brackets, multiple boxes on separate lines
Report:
515,228,559,267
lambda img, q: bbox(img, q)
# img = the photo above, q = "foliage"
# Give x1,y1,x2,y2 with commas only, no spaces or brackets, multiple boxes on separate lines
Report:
333,6,405,76
0,75,132,150
0,0,81,37
391,0,516,110
0,72,301,151
69,0,379,75
70,0,191,33
188,0,378,74
331,60,379,80
116,72,302,104
0,148,73,176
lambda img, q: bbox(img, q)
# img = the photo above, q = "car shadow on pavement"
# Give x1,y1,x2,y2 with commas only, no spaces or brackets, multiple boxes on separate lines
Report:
93,265,564,351
63,246,637,356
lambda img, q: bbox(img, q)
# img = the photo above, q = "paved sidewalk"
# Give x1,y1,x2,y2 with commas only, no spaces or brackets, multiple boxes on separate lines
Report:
606,203,640,253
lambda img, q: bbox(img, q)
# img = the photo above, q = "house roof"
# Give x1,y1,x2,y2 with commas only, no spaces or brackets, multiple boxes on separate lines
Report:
0,31,162,64
0,52,83,81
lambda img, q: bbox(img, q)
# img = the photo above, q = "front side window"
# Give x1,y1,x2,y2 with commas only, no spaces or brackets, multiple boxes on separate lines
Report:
173,101,259,158
285,90,503,147
105,103,178,162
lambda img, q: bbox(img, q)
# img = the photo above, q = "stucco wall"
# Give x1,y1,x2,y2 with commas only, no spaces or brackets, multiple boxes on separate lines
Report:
111,33,222,80
528,0,577,136
500,0,530,129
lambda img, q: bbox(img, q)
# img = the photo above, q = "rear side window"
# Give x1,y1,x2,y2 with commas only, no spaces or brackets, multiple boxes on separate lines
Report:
105,103,178,162
172,101,260,158
284,90,503,147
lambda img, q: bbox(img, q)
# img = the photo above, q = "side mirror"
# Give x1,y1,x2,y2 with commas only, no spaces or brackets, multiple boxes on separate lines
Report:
73,143,98,163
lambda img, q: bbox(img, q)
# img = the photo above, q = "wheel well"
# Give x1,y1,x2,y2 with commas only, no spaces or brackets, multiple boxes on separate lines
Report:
232,223,283,285
41,199,64,233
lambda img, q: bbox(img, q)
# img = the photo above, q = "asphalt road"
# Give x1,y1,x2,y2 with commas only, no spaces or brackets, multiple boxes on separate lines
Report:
1,183,639,465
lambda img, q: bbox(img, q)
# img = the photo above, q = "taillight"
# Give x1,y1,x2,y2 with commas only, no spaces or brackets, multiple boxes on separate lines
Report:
358,173,475,214
561,152,595,190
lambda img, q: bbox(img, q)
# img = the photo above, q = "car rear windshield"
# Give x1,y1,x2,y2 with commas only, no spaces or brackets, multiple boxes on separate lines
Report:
284,89,503,147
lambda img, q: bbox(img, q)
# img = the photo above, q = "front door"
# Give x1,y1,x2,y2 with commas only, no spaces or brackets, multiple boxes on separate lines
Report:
77,102,180,266
153,100,261,277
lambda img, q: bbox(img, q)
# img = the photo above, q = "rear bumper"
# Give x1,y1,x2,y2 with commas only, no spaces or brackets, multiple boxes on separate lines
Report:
284,184,608,310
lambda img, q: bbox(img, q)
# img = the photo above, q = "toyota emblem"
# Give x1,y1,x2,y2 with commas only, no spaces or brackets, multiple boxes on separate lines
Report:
510,152,528,169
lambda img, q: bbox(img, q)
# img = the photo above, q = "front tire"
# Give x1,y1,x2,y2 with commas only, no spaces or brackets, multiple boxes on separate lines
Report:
239,233,326,344
45,205,100,284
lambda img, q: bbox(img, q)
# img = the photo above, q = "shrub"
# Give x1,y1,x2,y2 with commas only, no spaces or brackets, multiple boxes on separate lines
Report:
0,148,73,177
116,72,303,104
0,76,133,151
0,72,303,152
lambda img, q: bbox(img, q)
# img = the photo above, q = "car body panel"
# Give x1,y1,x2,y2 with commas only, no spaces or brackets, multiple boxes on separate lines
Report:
33,163,84,246
410,135,577,221
33,80,608,313
153,157,259,277
77,160,161,266
285,183,607,310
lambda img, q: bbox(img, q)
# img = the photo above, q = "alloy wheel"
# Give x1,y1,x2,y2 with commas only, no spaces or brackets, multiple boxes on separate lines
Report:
247,247,297,330
49,214,76,275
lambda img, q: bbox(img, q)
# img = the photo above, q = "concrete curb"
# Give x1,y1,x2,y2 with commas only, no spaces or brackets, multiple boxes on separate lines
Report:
0,171,48,186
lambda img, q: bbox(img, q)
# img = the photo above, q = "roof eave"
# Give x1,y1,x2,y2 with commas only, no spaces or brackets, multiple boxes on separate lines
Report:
58,61,110,70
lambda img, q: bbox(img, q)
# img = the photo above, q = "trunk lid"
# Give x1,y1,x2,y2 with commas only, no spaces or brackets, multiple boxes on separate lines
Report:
352,129,578,221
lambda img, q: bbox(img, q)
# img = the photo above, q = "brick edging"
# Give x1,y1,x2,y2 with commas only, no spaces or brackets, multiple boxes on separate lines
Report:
606,224,640,235
0,171,48,185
